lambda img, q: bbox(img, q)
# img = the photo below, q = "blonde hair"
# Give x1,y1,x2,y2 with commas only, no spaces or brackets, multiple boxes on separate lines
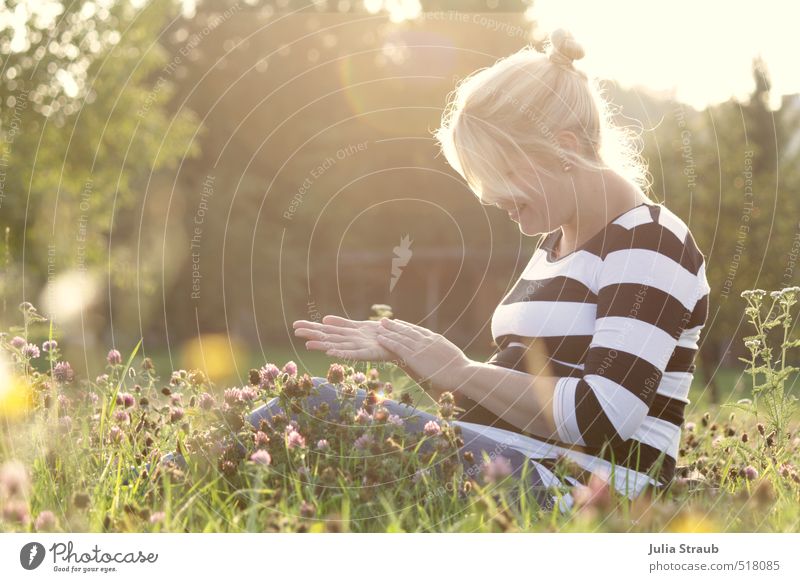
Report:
432,29,650,202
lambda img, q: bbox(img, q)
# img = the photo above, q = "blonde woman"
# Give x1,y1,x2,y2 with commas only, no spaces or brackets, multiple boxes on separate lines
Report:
276,29,708,513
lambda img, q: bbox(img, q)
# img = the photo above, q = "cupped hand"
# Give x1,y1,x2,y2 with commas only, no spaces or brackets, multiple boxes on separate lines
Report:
293,315,402,363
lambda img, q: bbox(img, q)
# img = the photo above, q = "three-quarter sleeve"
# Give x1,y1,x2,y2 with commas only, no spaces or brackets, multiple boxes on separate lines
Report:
552,230,701,448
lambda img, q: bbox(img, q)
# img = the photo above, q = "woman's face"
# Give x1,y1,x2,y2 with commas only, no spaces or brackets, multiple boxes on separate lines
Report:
482,161,572,236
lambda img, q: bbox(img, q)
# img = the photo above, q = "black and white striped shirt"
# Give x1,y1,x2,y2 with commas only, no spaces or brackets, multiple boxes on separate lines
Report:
484,201,710,488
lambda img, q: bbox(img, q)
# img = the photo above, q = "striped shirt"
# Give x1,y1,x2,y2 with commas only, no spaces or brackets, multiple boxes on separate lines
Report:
479,201,710,492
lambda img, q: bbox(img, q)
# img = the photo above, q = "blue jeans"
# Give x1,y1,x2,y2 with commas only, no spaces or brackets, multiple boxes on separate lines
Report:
154,377,556,511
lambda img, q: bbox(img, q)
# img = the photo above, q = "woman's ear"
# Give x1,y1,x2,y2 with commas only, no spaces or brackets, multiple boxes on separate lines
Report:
556,129,580,157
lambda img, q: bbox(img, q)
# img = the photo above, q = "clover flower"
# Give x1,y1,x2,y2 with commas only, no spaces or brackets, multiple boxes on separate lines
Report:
571,470,613,511
741,465,759,480
22,343,40,359
0,460,30,498
53,361,74,383
354,433,373,450
254,431,270,449
170,407,185,423
387,414,403,427
113,410,130,424
42,339,58,352
259,363,281,387
481,455,513,483
2,499,30,526
250,450,272,466
423,420,441,437
352,371,366,385
326,363,345,384
9,336,26,349
107,349,122,365
286,429,306,450
116,392,135,408
316,438,330,451
355,409,372,426
282,361,298,377
109,426,123,444
198,392,216,410
34,510,58,532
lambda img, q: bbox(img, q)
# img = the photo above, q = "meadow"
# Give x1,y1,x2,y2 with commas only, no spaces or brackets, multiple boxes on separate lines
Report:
1,289,798,533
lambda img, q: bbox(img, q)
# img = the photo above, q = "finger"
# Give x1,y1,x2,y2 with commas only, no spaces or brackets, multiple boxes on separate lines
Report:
380,318,427,341
304,340,363,352
324,347,376,360
293,323,356,337
376,332,415,359
394,318,436,337
321,315,361,328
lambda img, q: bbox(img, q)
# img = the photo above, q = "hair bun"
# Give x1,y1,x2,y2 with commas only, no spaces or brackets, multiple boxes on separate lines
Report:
548,28,585,68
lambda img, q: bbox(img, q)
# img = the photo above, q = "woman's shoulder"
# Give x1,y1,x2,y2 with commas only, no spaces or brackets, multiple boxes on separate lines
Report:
603,201,707,275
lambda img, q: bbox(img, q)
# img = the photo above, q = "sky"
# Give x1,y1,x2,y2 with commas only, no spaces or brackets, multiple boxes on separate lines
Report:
527,0,797,110
360,0,799,111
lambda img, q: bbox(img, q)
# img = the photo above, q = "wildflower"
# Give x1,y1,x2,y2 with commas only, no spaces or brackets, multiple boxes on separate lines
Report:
2,499,30,525
96,373,109,384
355,409,372,426
326,363,345,384
482,455,513,483
354,433,373,450
250,450,272,466
766,431,776,447
53,361,74,383
372,406,389,423
254,431,270,449
701,412,710,426
224,387,244,405
352,371,366,385
198,392,216,410
169,407,185,423
757,423,766,436
282,361,298,377
149,511,165,524
9,336,26,350
299,500,315,518
22,343,40,359
741,465,759,480
741,432,749,443
34,510,58,532
423,420,441,437
116,392,135,408
42,340,58,352
240,386,258,402
387,414,403,427
259,363,281,387
316,439,330,451
0,460,30,498
571,470,613,511
113,410,130,424
107,349,122,365
108,426,123,444
286,429,306,450
684,422,696,432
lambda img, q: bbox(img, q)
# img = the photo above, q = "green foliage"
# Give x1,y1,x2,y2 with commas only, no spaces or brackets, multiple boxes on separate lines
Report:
737,287,800,440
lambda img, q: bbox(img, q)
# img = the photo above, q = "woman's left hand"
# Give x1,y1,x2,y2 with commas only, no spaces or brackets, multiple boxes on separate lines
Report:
376,318,472,395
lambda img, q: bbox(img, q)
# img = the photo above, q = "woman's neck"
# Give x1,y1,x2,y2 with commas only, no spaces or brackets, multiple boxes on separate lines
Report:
556,173,650,258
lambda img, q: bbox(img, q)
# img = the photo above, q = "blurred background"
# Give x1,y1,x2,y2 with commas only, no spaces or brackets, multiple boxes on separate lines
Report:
1,0,799,405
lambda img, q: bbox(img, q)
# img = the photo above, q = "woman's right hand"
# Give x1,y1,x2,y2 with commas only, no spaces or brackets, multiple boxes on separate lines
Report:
293,315,403,364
